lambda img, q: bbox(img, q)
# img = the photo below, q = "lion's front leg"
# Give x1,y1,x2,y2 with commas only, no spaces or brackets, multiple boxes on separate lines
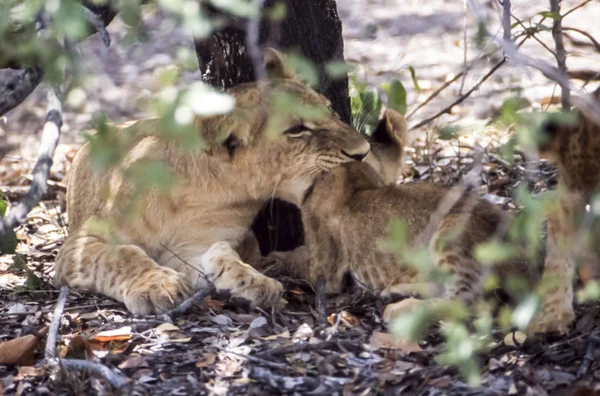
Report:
55,219,194,315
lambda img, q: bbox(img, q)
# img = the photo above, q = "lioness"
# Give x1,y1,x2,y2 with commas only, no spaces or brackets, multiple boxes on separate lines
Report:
265,109,536,322
54,49,370,315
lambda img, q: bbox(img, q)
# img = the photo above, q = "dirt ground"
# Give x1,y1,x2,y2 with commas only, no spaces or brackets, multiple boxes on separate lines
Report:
1,0,600,394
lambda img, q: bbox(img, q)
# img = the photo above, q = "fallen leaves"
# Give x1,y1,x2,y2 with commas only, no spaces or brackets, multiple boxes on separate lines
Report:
91,326,132,343
0,326,48,366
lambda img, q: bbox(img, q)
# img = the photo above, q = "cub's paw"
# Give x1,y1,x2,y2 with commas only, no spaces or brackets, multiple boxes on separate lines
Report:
528,303,575,335
123,267,194,315
203,242,285,308
383,297,424,324
216,265,284,308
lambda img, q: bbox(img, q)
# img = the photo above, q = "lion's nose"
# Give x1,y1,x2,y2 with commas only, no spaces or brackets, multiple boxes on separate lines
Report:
342,141,370,161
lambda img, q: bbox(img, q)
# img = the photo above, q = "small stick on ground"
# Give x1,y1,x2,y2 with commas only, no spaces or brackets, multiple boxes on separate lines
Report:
576,335,600,379
255,340,363,359
215,346,290,371
249,366,350,393
60,359,130,390
315,275,328,326
162,284,215,321
45,286,69,361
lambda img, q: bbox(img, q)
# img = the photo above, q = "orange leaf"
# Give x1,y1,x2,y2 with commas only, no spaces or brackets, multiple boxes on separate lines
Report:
91,326,132,343
196,353,217,368
0,333,43,366
60,335,95,360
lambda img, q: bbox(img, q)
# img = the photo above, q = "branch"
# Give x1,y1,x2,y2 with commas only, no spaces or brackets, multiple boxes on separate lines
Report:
0,87,63,238
0,67,44,117
59,359,130,390
502,0,511,44
563,27,600,52
81,5,111,48
409,58,506,130
0,144,17,161
246,0,267,81
249,366,350,393
254,340,363,358
549,0,570,111
45,286,69,361
467,0,600,125
161,283,215,321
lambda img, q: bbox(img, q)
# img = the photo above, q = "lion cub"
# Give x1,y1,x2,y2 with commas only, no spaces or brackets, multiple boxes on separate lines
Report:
267,109,535,320
54,49,370,315
528,87,600,334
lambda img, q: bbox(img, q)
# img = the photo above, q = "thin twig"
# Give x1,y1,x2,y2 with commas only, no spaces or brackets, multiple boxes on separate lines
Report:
0,67,44,117
246,0,267,81
549,0,570,111
502,0,511,44
562,0,593,19
45,286,69,360
563,27,600,52
406,72,464,120
255,340,363,359
59,359,130,390
467,0,600,124
0,87,63,238
315,275,328,326
215,346,290,370
410,58,506,131
162,283,215,321
249,366,350,392
459,0,469,95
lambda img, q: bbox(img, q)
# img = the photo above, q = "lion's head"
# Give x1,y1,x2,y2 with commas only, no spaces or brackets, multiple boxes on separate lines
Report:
197,48,370,205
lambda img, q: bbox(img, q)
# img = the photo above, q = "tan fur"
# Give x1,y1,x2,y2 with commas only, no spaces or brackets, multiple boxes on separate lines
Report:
54,50,370,315
528,87,600,334
265,110,535,321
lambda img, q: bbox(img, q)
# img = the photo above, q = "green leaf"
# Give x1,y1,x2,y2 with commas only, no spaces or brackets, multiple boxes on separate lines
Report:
286,54,319,88
511,293,539,330
325,61,356,79
386,79,407,115
474,242,516,266
0,197,7,217
359,87,382,135
407,66,421,93
537,11,561,21
0,229,18,254
266,1,286,21
438,125,461,141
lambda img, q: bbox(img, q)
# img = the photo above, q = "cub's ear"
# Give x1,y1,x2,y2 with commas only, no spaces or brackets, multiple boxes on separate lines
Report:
264,48,298,80
370,109,408,152
366,109,409,184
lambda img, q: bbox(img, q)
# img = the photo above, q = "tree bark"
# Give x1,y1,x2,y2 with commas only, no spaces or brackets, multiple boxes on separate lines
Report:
194,0,349,255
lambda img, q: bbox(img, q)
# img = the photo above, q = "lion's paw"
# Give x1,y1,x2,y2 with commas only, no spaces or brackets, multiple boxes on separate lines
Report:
123,267,194,315
528,303,575,335
383,297,424,324
203,242,284,308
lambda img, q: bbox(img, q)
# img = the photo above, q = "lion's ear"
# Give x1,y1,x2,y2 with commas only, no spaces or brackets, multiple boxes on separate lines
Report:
264,48,298,80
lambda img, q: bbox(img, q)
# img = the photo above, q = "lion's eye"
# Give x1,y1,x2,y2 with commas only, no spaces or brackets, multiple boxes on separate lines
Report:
283,124,312,138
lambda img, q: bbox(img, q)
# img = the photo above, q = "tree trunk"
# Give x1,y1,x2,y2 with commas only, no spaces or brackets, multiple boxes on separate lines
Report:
194,0,349,255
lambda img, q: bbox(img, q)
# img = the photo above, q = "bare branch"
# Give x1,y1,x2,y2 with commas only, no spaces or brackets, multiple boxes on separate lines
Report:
550,0,570,111
502,0,511,44
410,58,506,130
562,0,593,19
0,87,63,237
563,27,600,52
81,5,111,48
0,67,44,117
161,283,215,321
59,359,130,390
45,286,69,361
467,0,600,125
246,0,267,81
0,144,17,161
249,366,351,393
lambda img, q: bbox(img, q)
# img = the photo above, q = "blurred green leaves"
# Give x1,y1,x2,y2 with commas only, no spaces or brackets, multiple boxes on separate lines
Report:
0,195,18,254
